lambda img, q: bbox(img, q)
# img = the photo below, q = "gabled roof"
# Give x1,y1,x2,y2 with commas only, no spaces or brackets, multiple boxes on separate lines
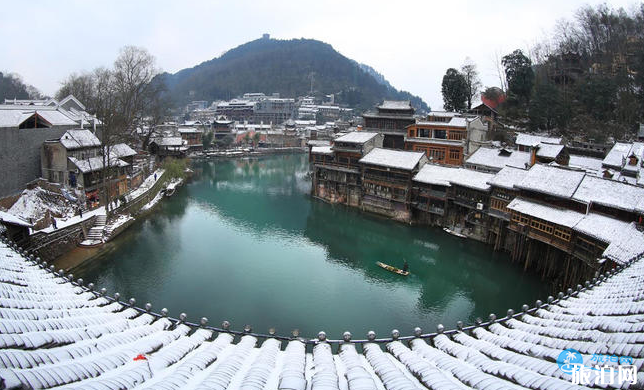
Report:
515,133,562,148
152,137,185,147
413,164,493,191
572,175,644,213
58,95,86,111
311,146,333,155
487,166,529,190
516,164,585,199
0,210,33,227
108,143,137,158
359,148,426,171
465,147,531,171
60,129,101,150
507,197,584,228
333,131,379,144
568,155,604,174
378,100,412,110
535,143,564,159
68,156,129,173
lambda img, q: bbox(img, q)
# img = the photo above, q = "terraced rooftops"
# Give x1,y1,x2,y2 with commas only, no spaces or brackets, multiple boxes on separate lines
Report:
0,236,643,389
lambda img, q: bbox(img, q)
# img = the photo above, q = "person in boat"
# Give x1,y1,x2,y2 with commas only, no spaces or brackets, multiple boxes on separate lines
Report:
403,260,409,273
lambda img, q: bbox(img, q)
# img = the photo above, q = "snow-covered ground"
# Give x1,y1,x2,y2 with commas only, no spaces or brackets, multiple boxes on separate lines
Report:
127,169,165,202
39,207,106,234
141,191,163,211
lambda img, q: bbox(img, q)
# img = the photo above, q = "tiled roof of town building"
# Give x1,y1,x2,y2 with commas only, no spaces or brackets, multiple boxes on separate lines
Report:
508,197,584,228
602,142,640,169
60,129,101,150
333,131,378,144
378,100,412,110
414,164,493,191
487,166,529,190
568,155,604,174
1,237,643,389
311,146,333,155
572,175,644,213
465,147,531,172
359,148,426,171
515,164,586,199
515,133,562,148
535,143,564,159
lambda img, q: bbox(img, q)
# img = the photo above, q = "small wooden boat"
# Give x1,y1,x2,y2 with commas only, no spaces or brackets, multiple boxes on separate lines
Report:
443,227,467,238
376,261,409,276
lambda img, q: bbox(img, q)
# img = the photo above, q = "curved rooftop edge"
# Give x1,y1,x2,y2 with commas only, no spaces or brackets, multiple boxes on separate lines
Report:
0,236,643,389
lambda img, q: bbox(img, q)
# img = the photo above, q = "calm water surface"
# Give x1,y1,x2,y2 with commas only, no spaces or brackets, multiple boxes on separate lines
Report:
73,154,549,338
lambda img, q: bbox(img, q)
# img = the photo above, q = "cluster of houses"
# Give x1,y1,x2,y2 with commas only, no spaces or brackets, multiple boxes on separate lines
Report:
0,95,153,215
310,113,644,287
185,93,353,125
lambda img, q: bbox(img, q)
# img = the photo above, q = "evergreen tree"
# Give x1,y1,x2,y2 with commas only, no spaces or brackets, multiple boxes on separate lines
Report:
441,68,468,111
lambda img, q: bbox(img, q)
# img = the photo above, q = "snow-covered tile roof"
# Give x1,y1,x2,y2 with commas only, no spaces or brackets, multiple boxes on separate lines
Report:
311,146,333,155
507,197,584,227
427,111,458,118
0,236,644,389
568,155,604,174
109,143,137,158
574,213,644,265
412,164,454,187
487,166,529,190
60,129,101,150
465,147,531,171
307,140,331,147
535,143,564,159
572,175,644,213
516,164,586,199
415,117,467,128
378,100,412,110
515,133,562,147
69,156,129,173
359,148,426,171
602,142,633,168
152,137,184,147
413,165,493,191
177,127,202,133
333,131,378,144
0,210,32,227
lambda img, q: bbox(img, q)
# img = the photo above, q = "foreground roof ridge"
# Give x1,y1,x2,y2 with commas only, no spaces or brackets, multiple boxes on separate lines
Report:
0,236,642,389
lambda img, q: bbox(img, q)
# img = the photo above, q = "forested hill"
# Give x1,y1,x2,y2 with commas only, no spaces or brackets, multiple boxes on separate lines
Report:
157,37,429,112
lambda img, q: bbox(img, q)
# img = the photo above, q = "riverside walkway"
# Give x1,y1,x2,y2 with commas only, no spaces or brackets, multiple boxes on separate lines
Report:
0,236,642,389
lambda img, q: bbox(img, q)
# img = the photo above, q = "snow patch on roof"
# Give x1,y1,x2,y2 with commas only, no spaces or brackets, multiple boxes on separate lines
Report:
334,132,378,144
311,146,333,155
414,164,493,191
535,143,564,159
359,148,426,171
465,147,531,171
572,175,644,212
507,197,584,228
60,129,101,149
515,133,562,147
516,164,585,199
487,166,529,190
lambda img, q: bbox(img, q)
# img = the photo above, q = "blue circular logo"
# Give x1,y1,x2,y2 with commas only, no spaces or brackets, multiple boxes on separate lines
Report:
557,349,584,374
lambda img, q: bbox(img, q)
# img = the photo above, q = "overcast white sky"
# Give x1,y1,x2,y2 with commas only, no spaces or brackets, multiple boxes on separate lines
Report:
0,0,638,110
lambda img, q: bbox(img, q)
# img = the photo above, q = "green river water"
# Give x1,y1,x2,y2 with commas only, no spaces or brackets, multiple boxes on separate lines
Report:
72,153,549,338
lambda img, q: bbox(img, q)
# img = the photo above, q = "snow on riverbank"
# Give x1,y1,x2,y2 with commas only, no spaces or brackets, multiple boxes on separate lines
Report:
127,169,165,201
38,207,106,234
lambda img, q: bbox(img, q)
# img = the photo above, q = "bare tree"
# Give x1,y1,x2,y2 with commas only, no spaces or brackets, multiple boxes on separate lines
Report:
57,46,161,216
492,49,508,93
461,57,482,109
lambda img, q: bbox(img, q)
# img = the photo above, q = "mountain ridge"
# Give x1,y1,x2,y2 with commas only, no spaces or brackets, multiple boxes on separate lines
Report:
157,37,429,112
